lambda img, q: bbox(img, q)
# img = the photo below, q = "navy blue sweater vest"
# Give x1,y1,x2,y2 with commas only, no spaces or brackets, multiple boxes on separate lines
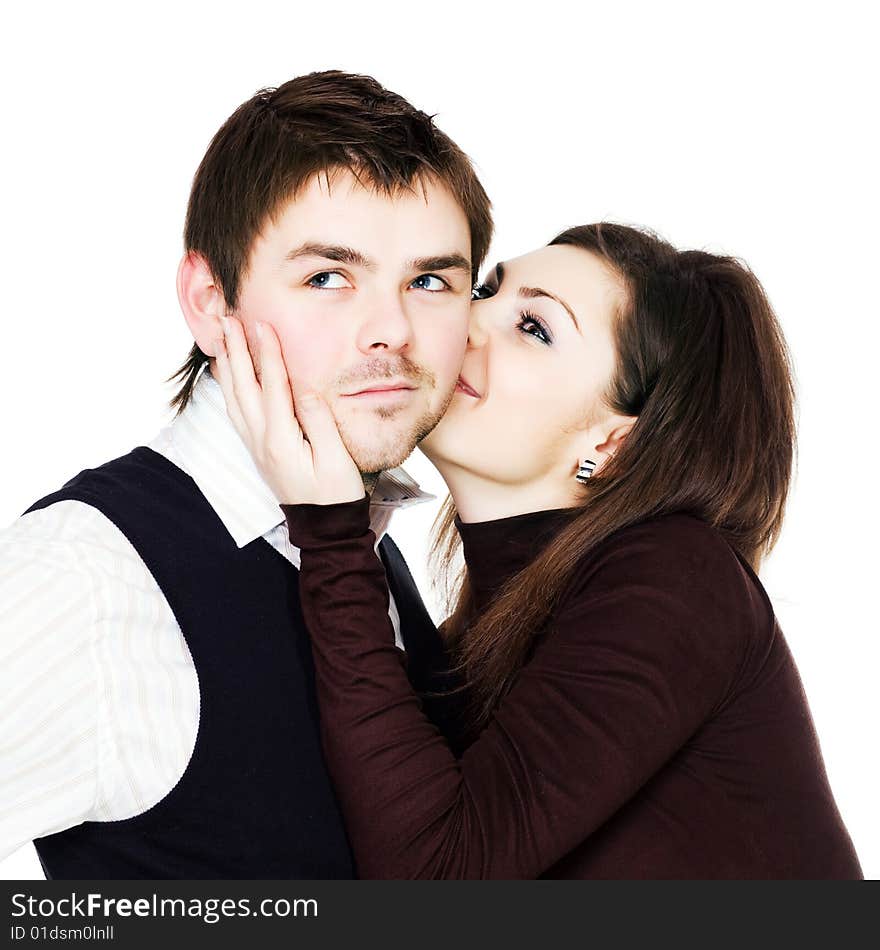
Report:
23,447,443,879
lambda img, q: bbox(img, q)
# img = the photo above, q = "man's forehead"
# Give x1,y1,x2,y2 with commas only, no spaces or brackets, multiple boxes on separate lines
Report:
261,169,471,267
273,167,465,224
299,164,437,199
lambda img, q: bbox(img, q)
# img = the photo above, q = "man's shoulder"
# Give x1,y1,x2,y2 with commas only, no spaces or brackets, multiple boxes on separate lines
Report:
6,447,189,573
6,497,142,577
23,447,208,536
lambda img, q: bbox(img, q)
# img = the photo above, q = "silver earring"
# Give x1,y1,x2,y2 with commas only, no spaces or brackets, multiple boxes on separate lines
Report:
575,459,596,483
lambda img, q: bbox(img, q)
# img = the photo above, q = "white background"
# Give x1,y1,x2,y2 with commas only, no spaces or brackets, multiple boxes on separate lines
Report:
1,1,876,879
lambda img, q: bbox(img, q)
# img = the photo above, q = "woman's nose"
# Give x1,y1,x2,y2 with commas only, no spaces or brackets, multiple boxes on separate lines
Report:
467,300,490,349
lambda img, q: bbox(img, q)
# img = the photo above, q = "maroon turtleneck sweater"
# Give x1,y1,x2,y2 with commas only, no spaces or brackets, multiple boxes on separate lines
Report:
282,496,862,879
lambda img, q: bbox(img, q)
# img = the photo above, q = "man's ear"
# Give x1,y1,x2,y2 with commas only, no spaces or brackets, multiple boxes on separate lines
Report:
176,252,227,356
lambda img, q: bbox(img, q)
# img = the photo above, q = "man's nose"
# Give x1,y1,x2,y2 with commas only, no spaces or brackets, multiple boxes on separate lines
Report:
355,291,413,354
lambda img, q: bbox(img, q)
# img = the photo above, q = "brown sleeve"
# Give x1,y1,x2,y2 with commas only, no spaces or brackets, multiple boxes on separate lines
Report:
283,496,748,879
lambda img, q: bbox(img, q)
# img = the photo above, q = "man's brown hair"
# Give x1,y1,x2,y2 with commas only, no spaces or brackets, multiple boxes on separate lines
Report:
168,70,493,413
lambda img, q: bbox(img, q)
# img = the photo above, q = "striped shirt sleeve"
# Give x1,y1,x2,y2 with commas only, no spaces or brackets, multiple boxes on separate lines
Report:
0,501,106,859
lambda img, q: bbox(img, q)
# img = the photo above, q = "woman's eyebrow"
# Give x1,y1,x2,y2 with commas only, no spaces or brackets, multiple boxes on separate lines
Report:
488,260,580,332
518,286,580,332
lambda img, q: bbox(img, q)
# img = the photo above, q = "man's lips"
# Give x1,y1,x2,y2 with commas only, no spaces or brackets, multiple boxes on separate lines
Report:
343,380,418,397
455,376,481,398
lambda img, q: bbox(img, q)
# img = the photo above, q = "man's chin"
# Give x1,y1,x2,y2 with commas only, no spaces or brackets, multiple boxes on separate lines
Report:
347,441,413,476
338,409,442,475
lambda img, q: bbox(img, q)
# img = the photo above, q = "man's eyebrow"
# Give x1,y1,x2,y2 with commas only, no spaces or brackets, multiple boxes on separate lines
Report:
283,245,471,276
284,243,374,268
488,261,580,332
408,253,472,275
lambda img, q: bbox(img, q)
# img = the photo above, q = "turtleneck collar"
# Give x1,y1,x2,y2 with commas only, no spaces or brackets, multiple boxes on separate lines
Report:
455,506,582,611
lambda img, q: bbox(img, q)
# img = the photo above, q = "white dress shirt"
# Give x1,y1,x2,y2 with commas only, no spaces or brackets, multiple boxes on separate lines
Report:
0,369,433,860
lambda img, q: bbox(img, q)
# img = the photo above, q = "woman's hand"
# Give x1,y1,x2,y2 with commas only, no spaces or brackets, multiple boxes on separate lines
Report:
212,317,365,506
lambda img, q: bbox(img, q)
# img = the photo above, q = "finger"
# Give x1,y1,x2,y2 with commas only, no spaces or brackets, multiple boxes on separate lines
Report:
294,391,348,464
259,321,308,469
221,316,264,436
256,322,298,434
294,392,365,503
212,333,248,439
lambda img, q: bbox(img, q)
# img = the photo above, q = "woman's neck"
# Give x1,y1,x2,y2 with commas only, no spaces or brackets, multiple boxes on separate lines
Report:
436,463,580,524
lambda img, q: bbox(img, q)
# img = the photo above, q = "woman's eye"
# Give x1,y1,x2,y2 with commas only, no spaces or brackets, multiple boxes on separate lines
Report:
471,283,495,301
516,312,552,345
307,271,351,289
411,274,449,292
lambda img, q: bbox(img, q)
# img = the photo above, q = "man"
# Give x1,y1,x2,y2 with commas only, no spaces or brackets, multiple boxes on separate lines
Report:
0,70,492,878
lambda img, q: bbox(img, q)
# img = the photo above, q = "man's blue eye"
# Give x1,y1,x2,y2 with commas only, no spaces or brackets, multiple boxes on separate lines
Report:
308,272,350,289
412,274,448,292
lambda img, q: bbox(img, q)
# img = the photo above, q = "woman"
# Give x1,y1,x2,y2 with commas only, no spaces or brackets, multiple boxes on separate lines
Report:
214,223,862,879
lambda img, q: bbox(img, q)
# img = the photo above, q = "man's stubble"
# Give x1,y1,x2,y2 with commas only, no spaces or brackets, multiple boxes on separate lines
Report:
335,378,459,480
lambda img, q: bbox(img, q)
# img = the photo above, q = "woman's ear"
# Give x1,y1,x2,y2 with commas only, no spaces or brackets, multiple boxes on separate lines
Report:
591,416,638,471
177,252,227,356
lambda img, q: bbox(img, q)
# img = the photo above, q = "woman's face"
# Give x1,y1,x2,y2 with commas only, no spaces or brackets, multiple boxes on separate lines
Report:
420,244,628,504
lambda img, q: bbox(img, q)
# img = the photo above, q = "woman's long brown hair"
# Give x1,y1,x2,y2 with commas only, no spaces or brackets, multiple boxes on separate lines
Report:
431,223,797,732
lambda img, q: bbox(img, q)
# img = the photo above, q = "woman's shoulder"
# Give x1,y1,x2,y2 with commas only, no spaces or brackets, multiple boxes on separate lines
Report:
587,511,742,570
562,512,773,630
613,510,732,547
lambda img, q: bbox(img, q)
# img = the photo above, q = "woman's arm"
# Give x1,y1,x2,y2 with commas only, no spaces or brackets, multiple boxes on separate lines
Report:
210,315,749,878
286,496,747,879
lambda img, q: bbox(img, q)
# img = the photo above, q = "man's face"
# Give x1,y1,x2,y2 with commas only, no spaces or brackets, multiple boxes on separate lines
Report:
234,169,473,474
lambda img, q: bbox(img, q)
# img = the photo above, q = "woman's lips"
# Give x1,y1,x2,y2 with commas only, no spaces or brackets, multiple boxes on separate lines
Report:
455,377,481,398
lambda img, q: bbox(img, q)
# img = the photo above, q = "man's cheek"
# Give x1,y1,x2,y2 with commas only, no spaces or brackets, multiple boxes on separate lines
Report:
439,342,468,385
275,337,324,395
427,321,467,374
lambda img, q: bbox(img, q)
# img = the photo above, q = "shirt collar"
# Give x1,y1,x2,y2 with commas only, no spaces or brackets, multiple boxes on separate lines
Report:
163,367,435,549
